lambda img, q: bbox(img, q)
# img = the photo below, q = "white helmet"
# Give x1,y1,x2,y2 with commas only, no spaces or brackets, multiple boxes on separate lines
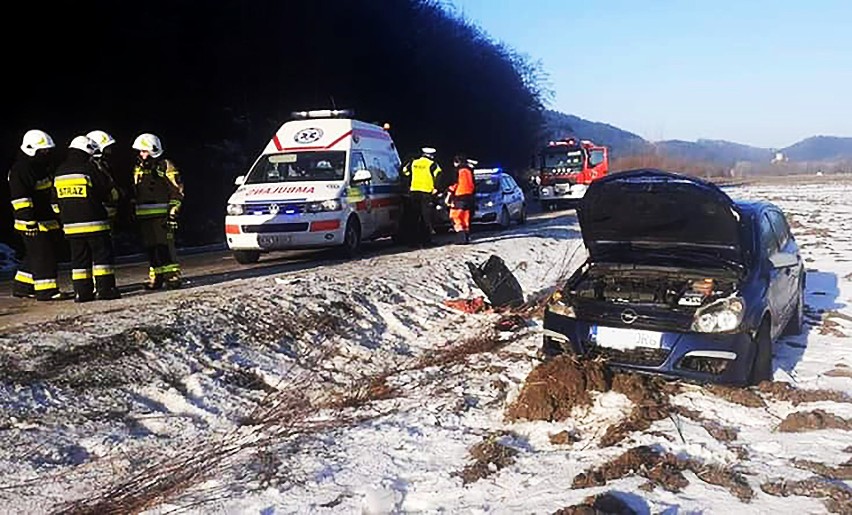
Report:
20,129,55,157
86,130,115,152
421,147,437,156
69,135,98,155
132,133,163,158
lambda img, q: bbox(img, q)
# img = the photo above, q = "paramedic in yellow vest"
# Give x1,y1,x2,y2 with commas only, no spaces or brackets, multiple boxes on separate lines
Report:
131,133,184,289
401,147,442,246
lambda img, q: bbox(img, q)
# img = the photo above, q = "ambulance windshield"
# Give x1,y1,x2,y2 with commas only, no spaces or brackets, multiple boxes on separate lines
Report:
245,151,346,183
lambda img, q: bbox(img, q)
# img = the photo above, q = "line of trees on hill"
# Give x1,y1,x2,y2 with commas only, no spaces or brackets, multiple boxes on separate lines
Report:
1,0,547,250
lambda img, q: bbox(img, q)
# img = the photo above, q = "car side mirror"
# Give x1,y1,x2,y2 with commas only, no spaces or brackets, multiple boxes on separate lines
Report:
234,175,246,186
769,251,798,269
351,169,372,183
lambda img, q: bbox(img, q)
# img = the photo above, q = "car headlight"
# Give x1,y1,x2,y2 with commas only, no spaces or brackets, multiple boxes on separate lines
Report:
226,203,244,215
307,199,343,212
485,200,495,208
691,297,745,333
546,292,576,318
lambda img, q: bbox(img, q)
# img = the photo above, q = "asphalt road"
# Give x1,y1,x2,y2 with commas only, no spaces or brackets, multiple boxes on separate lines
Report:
0,201,572,328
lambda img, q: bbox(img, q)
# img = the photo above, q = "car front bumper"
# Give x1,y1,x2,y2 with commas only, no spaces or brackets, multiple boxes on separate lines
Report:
543,309,757,385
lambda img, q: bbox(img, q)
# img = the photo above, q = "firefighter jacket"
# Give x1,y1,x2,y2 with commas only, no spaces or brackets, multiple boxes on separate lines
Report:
133,157,184,219
8,151,60,233
53,149,116,237
448,165,475,210
402,156,441,194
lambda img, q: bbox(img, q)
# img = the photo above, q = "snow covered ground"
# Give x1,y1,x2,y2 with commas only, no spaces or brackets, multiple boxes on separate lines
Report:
0,181,850,514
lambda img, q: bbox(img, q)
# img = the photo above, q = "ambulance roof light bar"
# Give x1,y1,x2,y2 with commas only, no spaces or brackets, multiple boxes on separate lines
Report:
291,109,355,119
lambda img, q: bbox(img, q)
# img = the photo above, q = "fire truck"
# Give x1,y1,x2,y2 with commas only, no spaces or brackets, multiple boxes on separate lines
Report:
537,138,609,209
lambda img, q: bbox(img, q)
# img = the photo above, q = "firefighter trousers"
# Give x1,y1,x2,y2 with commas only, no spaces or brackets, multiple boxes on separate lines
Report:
138,217,180,286
68,233,117,300
13,230,60,300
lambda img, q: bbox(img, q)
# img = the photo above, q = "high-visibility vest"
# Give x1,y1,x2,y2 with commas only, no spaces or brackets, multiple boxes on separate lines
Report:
405,157,441,193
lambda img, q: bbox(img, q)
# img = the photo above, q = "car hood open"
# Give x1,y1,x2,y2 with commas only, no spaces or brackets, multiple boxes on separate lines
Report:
577,169,745,269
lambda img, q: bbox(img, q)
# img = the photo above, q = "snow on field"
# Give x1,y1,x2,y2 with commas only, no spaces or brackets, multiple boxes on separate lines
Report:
0,181,850,514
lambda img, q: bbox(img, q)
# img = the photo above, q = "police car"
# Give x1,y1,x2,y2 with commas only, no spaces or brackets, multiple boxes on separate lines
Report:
434,168,527,231
225,110,403,263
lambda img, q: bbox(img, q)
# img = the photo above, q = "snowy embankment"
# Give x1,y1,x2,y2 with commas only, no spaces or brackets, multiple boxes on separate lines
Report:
0,182,850,514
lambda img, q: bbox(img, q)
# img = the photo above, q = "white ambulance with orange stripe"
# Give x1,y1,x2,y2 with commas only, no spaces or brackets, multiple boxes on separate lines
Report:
225,110,404,263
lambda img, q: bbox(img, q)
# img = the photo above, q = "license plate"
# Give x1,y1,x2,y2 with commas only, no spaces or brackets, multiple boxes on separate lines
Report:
258,235,291,248
592,325,663,351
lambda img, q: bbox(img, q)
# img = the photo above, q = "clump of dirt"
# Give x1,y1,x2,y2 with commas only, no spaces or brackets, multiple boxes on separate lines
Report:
819,318,847,337
778,409,852,432
762,477,852,514
553,492,637,515
759,381,852,405
705,385,766,408
505,356,608,422
572,446,753,502
599,374,681,447
456,433,519,485
792,459,852,480
825,367,852,378
549,430,582,445
702,420,739,442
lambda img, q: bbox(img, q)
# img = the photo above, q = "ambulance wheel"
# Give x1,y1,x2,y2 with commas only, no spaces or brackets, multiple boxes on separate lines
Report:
498,206,511,229
233,250,260,264
340,217,362,257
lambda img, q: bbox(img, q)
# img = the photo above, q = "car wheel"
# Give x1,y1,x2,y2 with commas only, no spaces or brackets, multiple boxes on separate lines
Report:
499,206,511,229
518,204,527,225
233,250,260,264
339,217,362,258
783,279,804,336
749,321,773,385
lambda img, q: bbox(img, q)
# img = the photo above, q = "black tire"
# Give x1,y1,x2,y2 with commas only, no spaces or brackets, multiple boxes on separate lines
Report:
233,250,260,264
749,321,773,385
498,206,511,229
340,217,362,258
518,203,527,225
783,278,805,336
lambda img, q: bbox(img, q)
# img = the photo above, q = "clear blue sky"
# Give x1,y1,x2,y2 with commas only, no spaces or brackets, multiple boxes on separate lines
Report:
447,0,852,148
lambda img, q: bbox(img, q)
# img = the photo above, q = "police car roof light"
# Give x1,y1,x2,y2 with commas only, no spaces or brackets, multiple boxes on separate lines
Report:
291,109,355,119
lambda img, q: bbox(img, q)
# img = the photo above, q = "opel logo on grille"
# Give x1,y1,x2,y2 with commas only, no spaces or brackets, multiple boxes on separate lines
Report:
269,203,280,215
621,308,639,325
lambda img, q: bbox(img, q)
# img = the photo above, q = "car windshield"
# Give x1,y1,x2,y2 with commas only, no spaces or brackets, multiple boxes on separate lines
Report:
245,151,346,183
542,149,584,170
476,177,501,193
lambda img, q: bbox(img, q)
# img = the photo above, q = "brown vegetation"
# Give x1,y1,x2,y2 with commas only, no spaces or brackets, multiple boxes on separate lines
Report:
456,433,519,485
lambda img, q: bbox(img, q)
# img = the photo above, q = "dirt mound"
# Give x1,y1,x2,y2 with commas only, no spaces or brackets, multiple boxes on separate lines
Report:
762,477,852,514
505,357,608,422
792,459,852,480
759,382,852,405
549,430,582,445
705,385,766,408
455,433,519,485
572,446,753,502
778,409,852,432
553,492,638,515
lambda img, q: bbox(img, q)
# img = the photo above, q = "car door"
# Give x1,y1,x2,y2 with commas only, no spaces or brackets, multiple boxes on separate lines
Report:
759,212,787,339
501,176,520,217
347,151,375,238
767,209,801,320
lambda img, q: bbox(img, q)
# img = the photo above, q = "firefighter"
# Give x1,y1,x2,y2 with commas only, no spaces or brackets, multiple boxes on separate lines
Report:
54,136,121,302
131,133,184,289
86,130,121,224
8,130,69,300
448,154,476,244
401,147,442,246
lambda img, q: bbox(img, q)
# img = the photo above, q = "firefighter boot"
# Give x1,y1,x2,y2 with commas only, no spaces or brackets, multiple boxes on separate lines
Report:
12,271,35,299
73,278,95,303
145,268,164,290
164,271,182,290
95,275,121,301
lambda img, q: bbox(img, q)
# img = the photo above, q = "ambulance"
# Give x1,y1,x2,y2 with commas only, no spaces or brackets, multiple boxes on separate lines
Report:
225,110,403,263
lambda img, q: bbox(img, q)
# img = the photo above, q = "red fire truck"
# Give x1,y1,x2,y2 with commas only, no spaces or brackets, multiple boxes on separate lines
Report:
537,138,609,209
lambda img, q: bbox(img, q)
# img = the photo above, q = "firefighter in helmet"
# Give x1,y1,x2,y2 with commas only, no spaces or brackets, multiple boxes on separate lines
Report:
8,129,69,300
131,133,184,289
86,130,121,225
54,136,121,302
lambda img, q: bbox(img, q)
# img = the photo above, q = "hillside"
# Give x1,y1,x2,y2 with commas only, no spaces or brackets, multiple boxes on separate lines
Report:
781,136,852,162
542,110,651,157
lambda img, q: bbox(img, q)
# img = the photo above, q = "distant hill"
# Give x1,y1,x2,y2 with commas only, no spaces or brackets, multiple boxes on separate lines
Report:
542,110,651,157
780,136,852,162
544,110,852,165
653,139,772,166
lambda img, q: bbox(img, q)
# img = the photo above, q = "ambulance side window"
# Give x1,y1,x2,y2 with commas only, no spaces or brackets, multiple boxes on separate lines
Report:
366,153,387,181
386,154,401,181
349,152,367,174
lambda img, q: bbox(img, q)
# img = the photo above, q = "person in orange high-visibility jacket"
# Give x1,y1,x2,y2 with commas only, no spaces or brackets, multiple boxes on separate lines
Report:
447,155,475,244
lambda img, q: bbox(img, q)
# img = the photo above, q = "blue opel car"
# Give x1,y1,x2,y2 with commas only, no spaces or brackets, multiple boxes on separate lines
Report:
543,169,805,385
